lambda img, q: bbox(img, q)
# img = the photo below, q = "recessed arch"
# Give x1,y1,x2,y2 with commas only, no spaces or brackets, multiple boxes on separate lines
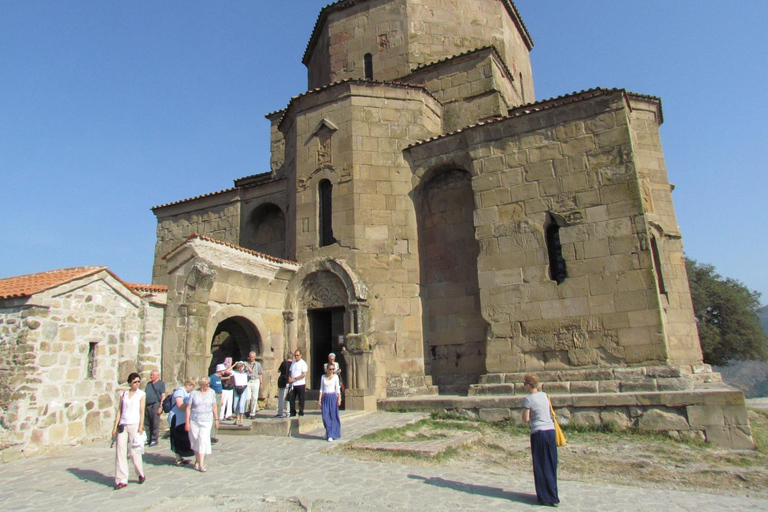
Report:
415,167,486,391
241,202,286,258
207,316,262,375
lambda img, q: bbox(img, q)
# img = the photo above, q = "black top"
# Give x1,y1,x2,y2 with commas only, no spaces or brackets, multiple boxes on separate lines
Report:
277,360,292,388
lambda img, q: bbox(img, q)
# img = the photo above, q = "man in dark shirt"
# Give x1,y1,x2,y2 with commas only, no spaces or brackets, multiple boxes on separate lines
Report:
275,353,292,418
144,370,166,447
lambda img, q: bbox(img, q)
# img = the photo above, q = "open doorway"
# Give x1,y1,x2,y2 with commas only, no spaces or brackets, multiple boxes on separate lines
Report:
208,317,261,375
308,307,346,391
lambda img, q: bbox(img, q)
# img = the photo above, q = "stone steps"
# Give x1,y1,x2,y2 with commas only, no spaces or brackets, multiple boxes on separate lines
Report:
217,410,368,437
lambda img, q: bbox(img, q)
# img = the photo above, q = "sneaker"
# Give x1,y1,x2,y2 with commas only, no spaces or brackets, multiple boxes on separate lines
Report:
328,438,333,442
148,441,158,447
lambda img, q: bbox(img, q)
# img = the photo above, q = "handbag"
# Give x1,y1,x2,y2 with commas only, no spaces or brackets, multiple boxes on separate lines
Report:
548,396,567,447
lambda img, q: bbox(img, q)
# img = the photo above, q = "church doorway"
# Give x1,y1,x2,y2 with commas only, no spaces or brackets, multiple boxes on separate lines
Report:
208,317,261,375
308,307,346,390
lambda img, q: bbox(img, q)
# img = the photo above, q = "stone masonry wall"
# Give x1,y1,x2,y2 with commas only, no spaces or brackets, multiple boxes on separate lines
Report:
282,82,443,396
153,198,241,286
625,98,703,364
406,90,694,375
306,0,533,96
0,278,164,462
407,49,518,132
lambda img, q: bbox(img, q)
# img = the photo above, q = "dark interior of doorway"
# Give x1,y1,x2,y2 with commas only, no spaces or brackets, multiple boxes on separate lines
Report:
308,307,346,394
208,317,260,375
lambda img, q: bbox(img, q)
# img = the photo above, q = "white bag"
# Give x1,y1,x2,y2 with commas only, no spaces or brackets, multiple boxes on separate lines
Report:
132,431,146,454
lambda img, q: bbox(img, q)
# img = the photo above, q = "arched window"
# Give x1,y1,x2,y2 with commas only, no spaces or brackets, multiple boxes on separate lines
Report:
364,53,373,80
546,216,567,284
319,179,335,247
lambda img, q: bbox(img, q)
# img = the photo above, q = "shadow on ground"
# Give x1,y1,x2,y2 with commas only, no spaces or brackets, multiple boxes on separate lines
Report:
408,474,538,505
67,468,113,488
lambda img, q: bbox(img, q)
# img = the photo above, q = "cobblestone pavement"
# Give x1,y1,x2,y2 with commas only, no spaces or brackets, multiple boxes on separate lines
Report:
1,411,766,512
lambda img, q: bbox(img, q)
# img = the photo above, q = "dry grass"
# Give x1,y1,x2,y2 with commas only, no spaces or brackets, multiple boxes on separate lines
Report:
341,409,768,498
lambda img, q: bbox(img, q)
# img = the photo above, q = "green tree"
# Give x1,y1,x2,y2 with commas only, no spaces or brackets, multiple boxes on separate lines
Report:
686,258,768,366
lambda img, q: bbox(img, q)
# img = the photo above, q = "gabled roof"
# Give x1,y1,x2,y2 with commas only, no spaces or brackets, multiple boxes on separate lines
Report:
276,78,436,130
0,266,164,301
407,88,663,148
303,0,533,65
162,234,300,266
0,266,106,299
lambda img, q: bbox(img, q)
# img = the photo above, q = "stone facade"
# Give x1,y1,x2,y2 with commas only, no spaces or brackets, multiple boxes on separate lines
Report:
0,269,165,462
149,0,753,447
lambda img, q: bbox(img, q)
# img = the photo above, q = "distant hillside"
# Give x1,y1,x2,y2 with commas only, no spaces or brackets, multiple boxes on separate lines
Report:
717,305,768,398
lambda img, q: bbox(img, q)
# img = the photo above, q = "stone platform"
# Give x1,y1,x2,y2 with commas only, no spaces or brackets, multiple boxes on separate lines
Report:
218,409,367,437
379,387,754,449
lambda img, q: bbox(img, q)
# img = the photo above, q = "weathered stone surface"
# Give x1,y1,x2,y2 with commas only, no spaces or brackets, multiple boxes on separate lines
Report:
637,408,689,431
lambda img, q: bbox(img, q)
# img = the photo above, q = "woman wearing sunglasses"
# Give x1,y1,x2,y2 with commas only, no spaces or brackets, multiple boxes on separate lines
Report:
112,372,146,490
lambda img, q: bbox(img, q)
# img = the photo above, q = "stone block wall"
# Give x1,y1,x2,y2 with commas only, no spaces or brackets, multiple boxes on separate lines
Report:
405,89,702,376
378,389,754,449
304,0,533,98
625,97,702,364
0,275,164,462
161,237,299,398
407,48,519,132
281,82,443,393
153,192,242,286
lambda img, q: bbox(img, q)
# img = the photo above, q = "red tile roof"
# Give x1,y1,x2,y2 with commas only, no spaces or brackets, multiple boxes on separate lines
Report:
0,267,165,301
125,283,168,294
162,234,300,266
0,266,106,299
151,187,238,211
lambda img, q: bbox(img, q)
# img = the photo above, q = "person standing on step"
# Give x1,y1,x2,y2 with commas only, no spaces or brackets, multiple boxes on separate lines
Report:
245,351,263,419
318,363,341,441
143,370,165,447
289,349,308,417
208,364,226,443
275,352,292,418
231,361,249,426
219,357,234,421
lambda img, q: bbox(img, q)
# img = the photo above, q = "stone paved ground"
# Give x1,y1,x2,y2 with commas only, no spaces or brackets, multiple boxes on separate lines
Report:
1,411,766,512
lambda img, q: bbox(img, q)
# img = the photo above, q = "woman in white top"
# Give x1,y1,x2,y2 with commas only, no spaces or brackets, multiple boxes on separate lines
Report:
185,376,219,472
112,372,146,490
318,363,342,441
231,362,249,426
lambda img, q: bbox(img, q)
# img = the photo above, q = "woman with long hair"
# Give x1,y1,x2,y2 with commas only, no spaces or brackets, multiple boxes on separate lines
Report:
318,363,341,441
185,376,219,472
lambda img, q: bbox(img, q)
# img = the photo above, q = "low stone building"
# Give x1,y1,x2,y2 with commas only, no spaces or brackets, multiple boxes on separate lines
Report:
0,267,165,462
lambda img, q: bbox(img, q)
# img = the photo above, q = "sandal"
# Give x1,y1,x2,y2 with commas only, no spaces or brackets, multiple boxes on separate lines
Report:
199,466,206,473
174,459,185,467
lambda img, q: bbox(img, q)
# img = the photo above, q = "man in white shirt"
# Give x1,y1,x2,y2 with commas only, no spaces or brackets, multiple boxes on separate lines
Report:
288,349,308,417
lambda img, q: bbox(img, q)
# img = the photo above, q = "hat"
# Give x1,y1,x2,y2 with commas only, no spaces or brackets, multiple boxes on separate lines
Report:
215,364,226,372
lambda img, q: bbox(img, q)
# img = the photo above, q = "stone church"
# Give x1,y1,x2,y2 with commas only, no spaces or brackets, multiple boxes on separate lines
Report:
145,0,749,445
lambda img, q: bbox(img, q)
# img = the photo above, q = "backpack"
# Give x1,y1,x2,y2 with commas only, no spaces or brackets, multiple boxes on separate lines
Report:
162,393,174,413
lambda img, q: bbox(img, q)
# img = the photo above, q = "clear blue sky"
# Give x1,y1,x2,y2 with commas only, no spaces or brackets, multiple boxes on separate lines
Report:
2,1,767,304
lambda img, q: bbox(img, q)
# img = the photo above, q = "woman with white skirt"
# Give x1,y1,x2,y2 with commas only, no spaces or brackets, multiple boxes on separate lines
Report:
185,376,219,472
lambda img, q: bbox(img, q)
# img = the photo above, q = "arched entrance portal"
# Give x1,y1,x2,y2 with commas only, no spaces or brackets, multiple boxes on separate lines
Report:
208,317,261,375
